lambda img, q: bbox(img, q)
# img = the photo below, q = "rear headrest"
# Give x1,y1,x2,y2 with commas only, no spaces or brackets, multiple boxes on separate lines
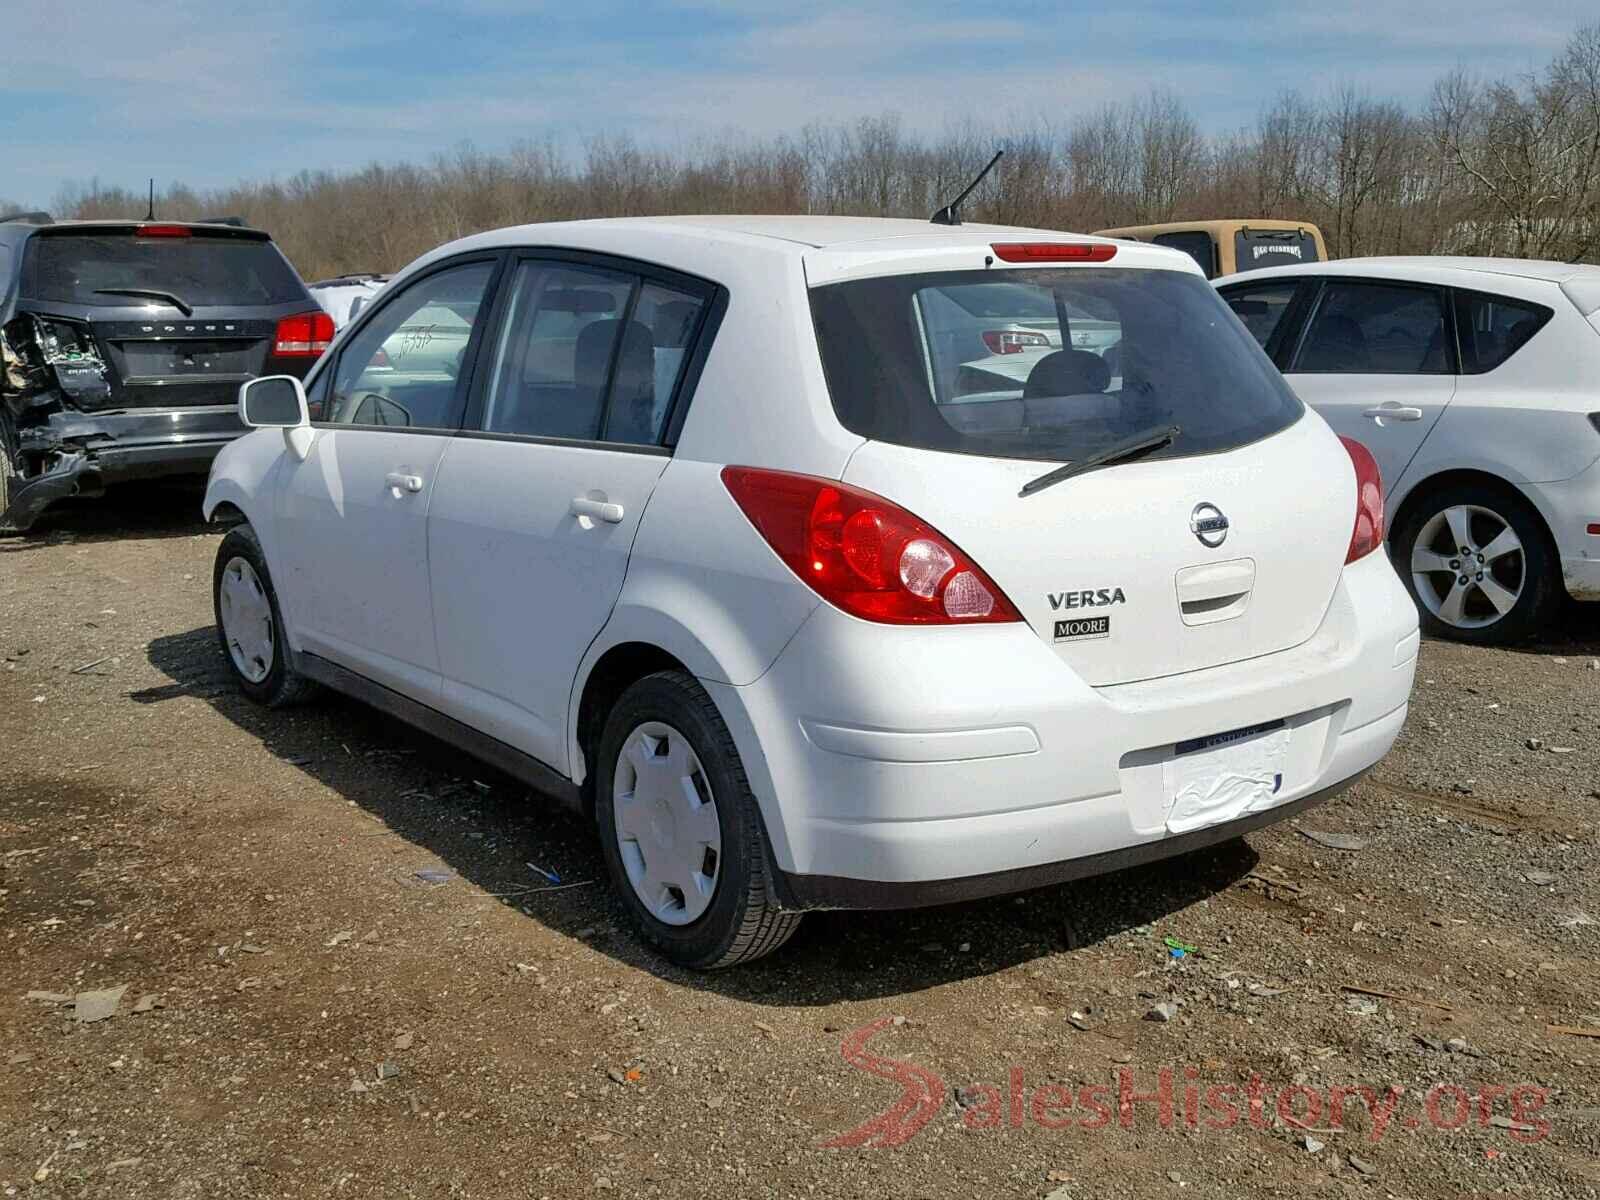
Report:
575,318,654,396
1023,349,1111,399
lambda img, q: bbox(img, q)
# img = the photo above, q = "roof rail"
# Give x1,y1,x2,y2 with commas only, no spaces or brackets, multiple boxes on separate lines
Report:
198,215,247,227
0,211,53,226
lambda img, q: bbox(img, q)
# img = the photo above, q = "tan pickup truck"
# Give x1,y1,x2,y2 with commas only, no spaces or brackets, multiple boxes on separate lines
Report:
1092,219,1327,279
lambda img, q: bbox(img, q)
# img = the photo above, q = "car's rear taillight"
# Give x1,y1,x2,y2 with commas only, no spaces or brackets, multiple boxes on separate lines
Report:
1340,436,1384,563
980,329,1051,355
135,223,192,238
721,467,1021,625
273,310,335,357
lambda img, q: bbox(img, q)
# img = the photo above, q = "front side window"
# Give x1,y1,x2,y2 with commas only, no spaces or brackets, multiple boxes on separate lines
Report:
1221,281,1301,350
810,267,1302,465
1454,289,1553,374
325,261,495,430
1292,281,1449,374
480,261,706,446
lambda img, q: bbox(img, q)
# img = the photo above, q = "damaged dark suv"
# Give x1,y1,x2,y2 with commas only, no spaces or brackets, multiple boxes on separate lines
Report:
0,213,332,532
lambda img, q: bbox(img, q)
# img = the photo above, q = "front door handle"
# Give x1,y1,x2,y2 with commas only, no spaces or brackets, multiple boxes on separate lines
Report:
1362,404,1424,423
571,496,625,524
384,471,424,494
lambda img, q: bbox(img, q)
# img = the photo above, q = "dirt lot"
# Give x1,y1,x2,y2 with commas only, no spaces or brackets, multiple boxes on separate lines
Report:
2,485,1599,1199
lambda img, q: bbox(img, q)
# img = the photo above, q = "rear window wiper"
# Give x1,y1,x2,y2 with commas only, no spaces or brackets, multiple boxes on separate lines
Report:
1018,423,1182,498
92,288,194,317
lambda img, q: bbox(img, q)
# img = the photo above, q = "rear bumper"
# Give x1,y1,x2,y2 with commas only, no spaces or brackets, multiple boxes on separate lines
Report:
706,548,1419,904
779,765,1371,909
3,406,242,530
1523,466,1600,601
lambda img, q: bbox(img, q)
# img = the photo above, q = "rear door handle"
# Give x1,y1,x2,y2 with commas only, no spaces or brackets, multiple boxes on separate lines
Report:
1362,404,1424,422
571,496,625,524
384,471,424,494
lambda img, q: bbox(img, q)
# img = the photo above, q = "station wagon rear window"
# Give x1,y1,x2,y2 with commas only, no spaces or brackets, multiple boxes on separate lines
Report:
810,267,1303,464
24,231,305,308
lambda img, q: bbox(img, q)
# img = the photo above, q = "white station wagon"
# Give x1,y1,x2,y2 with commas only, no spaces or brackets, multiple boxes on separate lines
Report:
206,216,1418,968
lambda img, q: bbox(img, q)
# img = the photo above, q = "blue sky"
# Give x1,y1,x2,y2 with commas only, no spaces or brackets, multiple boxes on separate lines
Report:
2,0,1593,206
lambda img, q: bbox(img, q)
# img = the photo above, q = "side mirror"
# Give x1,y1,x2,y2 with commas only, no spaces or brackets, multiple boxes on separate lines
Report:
239,376,314,461
240,375,309,428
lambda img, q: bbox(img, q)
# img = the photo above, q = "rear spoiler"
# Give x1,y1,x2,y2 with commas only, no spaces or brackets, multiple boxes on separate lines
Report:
32,221,272,241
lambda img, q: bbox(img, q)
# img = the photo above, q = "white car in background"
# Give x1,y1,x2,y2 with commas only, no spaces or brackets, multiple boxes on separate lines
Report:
1219,258,1600,644
205,217,1417,968
308,273,389,329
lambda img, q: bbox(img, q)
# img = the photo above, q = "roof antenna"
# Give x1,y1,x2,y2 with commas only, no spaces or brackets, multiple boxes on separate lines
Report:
930,149,1003,226
145,179,155,221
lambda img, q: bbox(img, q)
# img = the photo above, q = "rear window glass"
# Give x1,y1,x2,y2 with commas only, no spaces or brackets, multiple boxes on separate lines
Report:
1453,289,1552,374
810,267,1303,465
1234,229,1319,272
23,232,306,308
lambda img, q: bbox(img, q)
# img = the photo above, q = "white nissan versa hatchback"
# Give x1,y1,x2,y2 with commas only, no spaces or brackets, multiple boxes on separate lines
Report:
205,217,1418,969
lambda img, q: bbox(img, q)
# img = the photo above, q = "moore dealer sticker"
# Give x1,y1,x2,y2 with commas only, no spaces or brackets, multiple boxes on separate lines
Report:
1053,615,1110,642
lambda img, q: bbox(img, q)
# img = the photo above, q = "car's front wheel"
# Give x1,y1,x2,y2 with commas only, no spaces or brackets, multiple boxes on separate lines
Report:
213,524,316,707
1393,481,1558,645
594,670,801,969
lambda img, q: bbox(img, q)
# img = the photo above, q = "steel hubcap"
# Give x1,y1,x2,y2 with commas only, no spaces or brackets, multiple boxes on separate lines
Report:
612,721,721,926
1411,504,1524,629
219,557,274,683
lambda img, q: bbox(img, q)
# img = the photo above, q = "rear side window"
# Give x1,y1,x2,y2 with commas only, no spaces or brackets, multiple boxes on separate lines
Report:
810,267,1302,465
1292,281,1450,374
1235,229,1319,272
23,232,306,307
1153,231,1218,279
1453,289,1552,374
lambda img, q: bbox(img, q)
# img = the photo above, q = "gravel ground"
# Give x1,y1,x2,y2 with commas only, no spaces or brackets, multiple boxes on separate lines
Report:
2,484,1598,1199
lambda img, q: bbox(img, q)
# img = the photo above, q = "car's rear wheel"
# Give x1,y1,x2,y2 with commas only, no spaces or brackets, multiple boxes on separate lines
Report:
213,524,316,707
1393,481,1557,645
594,670,800,969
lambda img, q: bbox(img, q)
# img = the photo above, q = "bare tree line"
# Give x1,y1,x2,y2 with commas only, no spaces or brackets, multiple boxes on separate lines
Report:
17,24,1600,280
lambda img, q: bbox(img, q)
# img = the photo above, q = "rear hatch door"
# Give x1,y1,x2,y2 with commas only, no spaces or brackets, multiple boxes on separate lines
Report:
18,225,314,408
809,250,1353,685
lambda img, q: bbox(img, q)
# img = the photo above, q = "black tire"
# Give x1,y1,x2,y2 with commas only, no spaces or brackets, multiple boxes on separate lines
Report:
1391,480,1559,645
594,670,800,969
212,524,317,707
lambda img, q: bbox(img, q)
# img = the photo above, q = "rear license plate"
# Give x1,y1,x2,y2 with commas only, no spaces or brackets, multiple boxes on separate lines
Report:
1164,721,1291,834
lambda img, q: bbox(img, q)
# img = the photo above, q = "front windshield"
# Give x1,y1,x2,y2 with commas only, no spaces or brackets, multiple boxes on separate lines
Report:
809,266,1303,464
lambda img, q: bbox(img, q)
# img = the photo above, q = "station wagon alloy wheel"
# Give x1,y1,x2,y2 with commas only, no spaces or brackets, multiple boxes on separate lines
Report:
1410,504,1524,631
219,556,276,683
612,721,722,926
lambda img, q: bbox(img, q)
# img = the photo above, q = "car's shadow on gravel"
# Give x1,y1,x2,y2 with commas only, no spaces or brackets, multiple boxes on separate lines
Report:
147,624,1260,1004
0,480,210,550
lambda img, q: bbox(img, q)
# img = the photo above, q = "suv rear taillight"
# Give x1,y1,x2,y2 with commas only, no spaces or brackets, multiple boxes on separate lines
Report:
981,329,1050,355
273,311,335,357
721,467,1021,624
1340,436,1384,563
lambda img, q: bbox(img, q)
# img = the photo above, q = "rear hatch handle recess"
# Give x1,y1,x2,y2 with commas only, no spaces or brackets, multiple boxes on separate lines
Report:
1019,424,1182,498
92,288,194,317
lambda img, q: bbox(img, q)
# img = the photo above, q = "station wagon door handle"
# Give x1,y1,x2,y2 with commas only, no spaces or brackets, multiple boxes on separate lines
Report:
384,471,424,494
571,496,625,524
1362,404,1424,423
